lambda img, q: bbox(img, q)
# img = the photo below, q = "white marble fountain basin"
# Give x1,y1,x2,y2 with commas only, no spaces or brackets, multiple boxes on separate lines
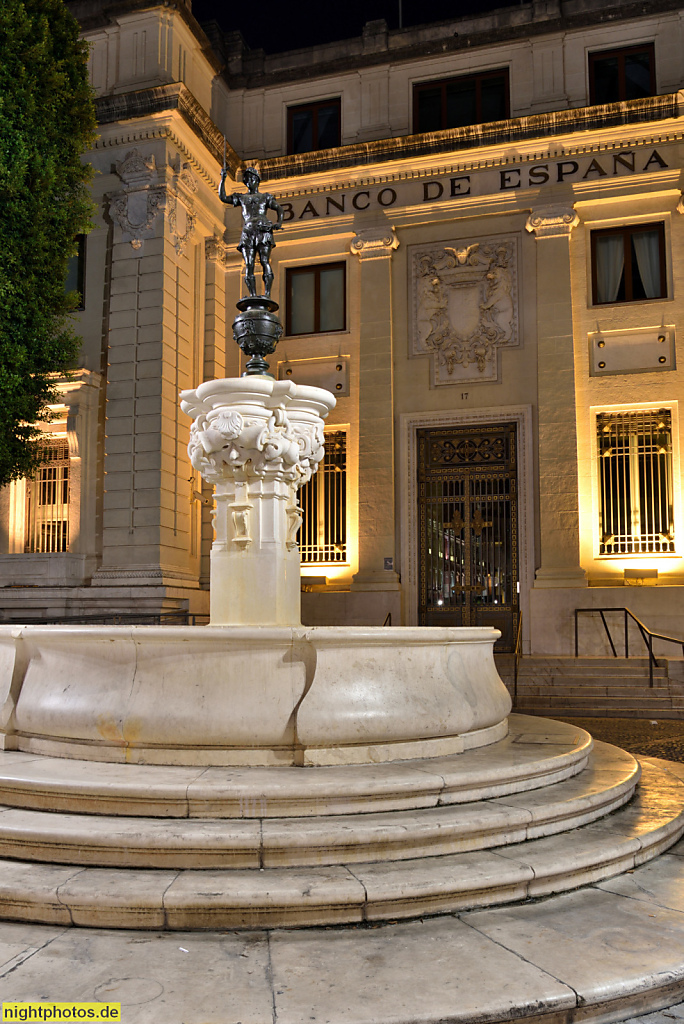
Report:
0,624,510,766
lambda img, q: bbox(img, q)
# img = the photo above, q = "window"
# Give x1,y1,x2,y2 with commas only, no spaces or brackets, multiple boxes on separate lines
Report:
65,235,85,310
591,224,666,305
25,441,70,553
299,430,347,564
287,99,341,155
286,263,345,336
597,409,674,555
589,44,655,105
413,70,509,134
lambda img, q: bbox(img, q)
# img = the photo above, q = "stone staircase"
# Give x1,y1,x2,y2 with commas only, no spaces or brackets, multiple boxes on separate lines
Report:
0,714,683,930
500,656,684,719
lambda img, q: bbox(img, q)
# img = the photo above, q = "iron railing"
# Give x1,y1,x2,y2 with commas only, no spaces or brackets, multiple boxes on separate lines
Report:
0,611,210,627
574,606,684,688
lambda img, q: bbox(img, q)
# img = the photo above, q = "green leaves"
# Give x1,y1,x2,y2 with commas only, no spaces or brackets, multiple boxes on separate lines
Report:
0,0,96,485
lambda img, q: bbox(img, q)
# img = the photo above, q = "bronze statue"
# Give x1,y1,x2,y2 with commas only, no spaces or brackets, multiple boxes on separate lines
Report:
219,165,284,299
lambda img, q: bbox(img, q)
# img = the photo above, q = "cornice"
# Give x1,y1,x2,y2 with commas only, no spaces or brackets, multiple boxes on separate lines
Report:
258,93,682,184
95,83,239,175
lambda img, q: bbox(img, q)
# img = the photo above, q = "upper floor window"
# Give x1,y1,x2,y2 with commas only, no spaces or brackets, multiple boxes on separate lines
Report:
286,263,346,336
287,99,341,155
591,224,666,305
589,44,655,105
597,409,674,555
65,235,85,310
413,69,509,134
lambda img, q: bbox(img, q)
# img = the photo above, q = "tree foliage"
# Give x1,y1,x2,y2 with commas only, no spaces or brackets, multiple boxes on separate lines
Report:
0,0,96,487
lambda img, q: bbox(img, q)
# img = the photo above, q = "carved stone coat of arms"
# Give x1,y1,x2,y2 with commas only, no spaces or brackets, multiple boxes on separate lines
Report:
411,236,519,385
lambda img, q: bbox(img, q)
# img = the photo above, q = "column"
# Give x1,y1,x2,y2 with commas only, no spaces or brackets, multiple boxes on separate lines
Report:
349,227,401,596
526,203,587,588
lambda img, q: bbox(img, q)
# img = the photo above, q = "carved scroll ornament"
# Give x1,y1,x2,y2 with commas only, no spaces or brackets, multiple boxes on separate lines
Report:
412,236,519,385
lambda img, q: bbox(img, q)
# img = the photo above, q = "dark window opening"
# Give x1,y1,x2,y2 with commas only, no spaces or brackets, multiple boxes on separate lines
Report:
65,234,86,310
287,99,341,154
413,69,509,134
589,44,656,105
286,263,346,336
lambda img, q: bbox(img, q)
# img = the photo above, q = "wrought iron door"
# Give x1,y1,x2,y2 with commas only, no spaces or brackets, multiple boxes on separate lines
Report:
417,422,519,651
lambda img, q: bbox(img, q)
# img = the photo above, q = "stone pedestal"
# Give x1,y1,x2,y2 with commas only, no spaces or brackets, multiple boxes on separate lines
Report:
180,377,336,626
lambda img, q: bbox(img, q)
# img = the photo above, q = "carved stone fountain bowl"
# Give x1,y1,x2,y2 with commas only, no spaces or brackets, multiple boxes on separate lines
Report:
0,624,510,766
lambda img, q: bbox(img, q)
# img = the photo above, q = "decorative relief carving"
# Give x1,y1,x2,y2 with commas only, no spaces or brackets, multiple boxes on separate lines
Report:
205,235,231,265
411,236,519,385
186,405,325,489
108,148,164,249
525,205,579,239
350,227,399,260
677,194,684,216
229,503,252,547
286,504,303,550
168,163,197,257
429,435,506,465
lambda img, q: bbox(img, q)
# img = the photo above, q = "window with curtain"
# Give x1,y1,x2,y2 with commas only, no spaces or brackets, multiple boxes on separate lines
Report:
286,263,346,336
287,99,341,155
25,441,70,553
591,224,666,305
597,409,674,555
299,430,347,564
413,69,509,133
589,44,655,105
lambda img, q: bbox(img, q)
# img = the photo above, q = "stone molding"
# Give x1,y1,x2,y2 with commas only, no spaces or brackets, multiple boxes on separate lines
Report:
350,227,399,260
411,235,519,385
526,205,580,240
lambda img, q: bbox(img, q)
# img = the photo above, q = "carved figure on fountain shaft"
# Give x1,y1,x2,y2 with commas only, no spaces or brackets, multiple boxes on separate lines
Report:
186,406,325,487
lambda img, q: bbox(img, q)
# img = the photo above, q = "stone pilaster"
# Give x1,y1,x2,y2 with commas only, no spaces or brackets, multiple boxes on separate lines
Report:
526,204,587,588
349,227,401,594
94,149,203,599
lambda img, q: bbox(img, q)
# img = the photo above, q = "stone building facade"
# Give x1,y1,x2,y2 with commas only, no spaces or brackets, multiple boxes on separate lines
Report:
1,0,684,655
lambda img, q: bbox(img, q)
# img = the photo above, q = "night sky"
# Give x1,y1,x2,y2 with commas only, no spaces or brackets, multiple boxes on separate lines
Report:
190,0,527,54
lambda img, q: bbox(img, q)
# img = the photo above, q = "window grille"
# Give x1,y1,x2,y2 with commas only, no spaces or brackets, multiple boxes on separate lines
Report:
597,409,674,555
299,431,346,564
25,442,70,553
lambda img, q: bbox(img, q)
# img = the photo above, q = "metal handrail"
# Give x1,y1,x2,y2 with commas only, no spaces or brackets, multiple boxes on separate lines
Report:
574,606,684,688
0,611,210,627
513,610,523,701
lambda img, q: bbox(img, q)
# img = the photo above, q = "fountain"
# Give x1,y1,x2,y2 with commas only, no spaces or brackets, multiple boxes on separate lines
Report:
0,165,682,1024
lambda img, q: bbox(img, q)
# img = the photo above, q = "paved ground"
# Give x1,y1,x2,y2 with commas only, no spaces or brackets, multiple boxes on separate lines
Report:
551,716,684,763
627,1001,684,1023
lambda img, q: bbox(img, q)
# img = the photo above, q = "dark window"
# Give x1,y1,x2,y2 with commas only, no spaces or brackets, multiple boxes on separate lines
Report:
591,224,666,305
413,70,509,133
287,99,341,155
65,234,85,310
589,44,656,104
286,263,346,336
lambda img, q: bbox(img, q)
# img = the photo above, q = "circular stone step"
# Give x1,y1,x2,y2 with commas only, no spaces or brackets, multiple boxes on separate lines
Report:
0,742,639,869
0,715,591,818
0,759,680,930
